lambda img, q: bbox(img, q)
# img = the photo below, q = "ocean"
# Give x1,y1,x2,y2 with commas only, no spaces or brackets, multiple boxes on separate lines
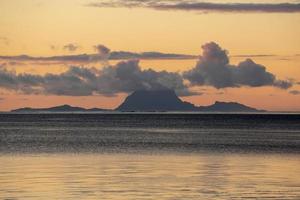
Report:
0,113,299,199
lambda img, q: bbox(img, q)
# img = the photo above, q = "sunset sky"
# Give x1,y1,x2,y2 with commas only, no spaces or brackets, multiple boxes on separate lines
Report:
0,0,300,111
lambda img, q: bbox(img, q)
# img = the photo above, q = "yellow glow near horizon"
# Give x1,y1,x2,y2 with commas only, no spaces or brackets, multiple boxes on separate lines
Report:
0,0,299,111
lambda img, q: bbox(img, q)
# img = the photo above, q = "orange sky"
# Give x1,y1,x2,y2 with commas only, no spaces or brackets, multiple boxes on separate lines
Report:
0,0,299,111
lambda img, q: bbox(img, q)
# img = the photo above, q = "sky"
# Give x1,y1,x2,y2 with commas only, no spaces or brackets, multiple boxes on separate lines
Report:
0,0,300,111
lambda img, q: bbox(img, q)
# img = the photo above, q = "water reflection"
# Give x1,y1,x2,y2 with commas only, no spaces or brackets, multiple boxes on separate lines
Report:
0,153,299,200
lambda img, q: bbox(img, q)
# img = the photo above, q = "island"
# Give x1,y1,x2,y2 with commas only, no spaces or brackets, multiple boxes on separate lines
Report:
11,90,264,113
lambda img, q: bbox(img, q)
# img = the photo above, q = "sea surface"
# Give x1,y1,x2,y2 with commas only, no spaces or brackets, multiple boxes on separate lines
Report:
0,113,299,199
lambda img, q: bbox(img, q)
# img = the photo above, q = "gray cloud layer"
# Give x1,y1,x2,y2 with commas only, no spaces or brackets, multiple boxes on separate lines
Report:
63,43,80,52
0,52,195,63
0,60,193,96
94,44,111,56
183,42,292,89
88,0,300,13
0,42,294,96
289,90,300,95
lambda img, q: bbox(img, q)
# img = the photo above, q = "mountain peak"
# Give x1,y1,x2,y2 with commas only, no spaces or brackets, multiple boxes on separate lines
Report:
116,90,263,112
116,89,196,111
200,101,263,112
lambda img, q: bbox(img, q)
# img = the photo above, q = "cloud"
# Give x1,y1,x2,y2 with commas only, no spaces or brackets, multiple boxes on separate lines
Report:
0,42,293,96
63,43,80,52
183,42,292,89
91,44,111,62
0,51,195,64
0,54,92,63
0,60,195,96
0,68,44,94
94,44,111,56
88,0,300,13
289,90,300,95
232,54,277,58
98,60,195,96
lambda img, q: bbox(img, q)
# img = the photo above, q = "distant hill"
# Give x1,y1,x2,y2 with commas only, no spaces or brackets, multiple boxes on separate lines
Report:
11,105,108,113
116,90,197,111
198,101,264,112
11,90,264,113
116,90,263,112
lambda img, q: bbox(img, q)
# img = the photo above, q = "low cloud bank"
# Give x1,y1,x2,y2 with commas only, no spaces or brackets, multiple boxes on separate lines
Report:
0,60,193,96
88,0,300,13
0,51,195,64
183,42,292,89
0,42,294,96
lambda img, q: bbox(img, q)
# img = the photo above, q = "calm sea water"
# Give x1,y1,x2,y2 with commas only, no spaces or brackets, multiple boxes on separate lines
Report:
0,113,299,199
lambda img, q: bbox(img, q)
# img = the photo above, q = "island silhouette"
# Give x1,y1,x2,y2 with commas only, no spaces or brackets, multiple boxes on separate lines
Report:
11,89,263,112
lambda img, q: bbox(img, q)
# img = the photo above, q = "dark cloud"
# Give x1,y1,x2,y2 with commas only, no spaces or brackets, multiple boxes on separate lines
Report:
94,44,111,56
140,52,196,59
273,80,293,89
0,51,195,63
183,42,292,89
88,0,300,13
63,43,80,52
97,60,195,96
232,54,277,58
289,90,300,95
91,44,111,62
0,60,194,96
0,42,293,96
0,68,44,94
0,54,92,63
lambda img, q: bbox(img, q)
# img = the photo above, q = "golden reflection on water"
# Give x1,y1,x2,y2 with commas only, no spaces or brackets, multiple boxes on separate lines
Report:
0,153,299,200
